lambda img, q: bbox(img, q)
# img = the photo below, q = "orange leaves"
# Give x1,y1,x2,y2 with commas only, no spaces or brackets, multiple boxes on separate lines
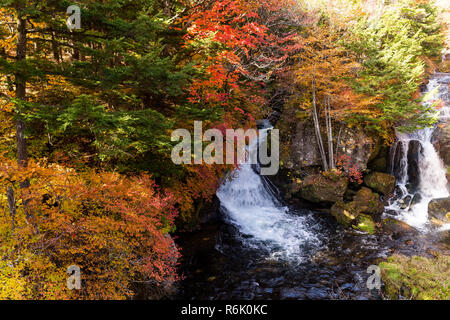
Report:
293,26,381,122
169,163,228,223
0,156,180,299
184,0,297,118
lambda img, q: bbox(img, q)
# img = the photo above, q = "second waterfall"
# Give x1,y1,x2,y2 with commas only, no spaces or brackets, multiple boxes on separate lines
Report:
386,73,450,230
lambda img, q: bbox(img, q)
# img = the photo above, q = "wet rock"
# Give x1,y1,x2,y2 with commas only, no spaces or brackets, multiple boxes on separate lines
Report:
280,287,306,300
289,121,323,169
391,141,407,181
306,287,328,299
340,283,355,291
428,197,450,224
330,201,359,226
288,121,375,171
299,174,348,204
382,218,415,238
398,196,412,210
436,122,450,167
364,172,396,196
407,140,423,189
410,193,423,207
352,187,384,215
266,276,284,287
352,214,376,234
263,288,273,294
368,143,389,173
438,229,450,249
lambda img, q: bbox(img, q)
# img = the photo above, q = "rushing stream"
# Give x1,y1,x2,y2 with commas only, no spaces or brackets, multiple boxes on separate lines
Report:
177,73,450,300
216,130,321,263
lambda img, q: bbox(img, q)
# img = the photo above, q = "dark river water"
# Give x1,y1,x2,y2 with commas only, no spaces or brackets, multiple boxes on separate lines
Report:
175,204,447,300
175,73,450,300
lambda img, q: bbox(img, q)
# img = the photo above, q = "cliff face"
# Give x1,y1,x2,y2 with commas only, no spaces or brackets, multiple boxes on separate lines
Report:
277,118,384,175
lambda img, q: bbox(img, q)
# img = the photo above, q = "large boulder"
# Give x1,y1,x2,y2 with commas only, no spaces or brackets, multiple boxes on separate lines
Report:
407,140,423,190
330,201,359,226
299,174,348,204
431,74,450,165
330,188,383,233
287,120,376,171
436,122,450,167
364,172,396,196
330,204,377,235
352,187,384,215
428,197,450,225
381,218,416,238
289,121,322,169
352,214,376,234
367,143,389,173
337,127,376,171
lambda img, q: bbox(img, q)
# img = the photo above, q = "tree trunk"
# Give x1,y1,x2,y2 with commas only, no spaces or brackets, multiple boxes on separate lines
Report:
335,123,343,163
14,15,36,233
312,74,328,171
16,16,28,168
7,187,16,232
326,96,335,169
51,32,60,63
163,0,172,16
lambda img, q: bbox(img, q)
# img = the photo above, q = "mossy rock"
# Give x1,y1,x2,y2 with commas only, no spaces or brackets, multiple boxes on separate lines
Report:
437,60,450,73
428,197,450,225
299,174,348,204
364,172,396,196
368,143,389,173
382,218,415,237
353,187,384,215
352,214,376,234
368,156,388,173
330,201,359,227
380,254,450,300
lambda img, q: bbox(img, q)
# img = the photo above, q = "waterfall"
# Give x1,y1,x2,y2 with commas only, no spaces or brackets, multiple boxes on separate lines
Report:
386,74,450,230
216,128,320,263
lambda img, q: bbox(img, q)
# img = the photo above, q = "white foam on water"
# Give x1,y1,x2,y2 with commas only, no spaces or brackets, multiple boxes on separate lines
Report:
217,129,320,263
387,74,450,231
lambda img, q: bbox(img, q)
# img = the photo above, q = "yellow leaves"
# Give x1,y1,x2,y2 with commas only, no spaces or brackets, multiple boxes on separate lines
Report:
0,8,17,55
0,154,180,299
0,251,69,300
46,75,68,87
0,100,14,113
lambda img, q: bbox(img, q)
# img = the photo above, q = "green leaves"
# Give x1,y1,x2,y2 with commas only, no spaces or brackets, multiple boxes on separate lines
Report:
348,0,444,136
54,95,174,162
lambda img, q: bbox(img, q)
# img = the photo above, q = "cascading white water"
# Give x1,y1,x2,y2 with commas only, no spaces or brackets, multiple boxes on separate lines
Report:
386,74,450,230
217,129,320,263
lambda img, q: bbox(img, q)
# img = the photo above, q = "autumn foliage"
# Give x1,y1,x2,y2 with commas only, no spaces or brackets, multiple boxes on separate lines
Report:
0,156,179,299
0,0,445,300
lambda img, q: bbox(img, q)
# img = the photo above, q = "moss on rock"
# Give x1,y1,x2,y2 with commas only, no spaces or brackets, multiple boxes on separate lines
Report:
380,254,450,300
428,197,450,225
353,187,384,215
352,214,376,234
364,172,396,196
330,201,358,226
299,174,348,204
